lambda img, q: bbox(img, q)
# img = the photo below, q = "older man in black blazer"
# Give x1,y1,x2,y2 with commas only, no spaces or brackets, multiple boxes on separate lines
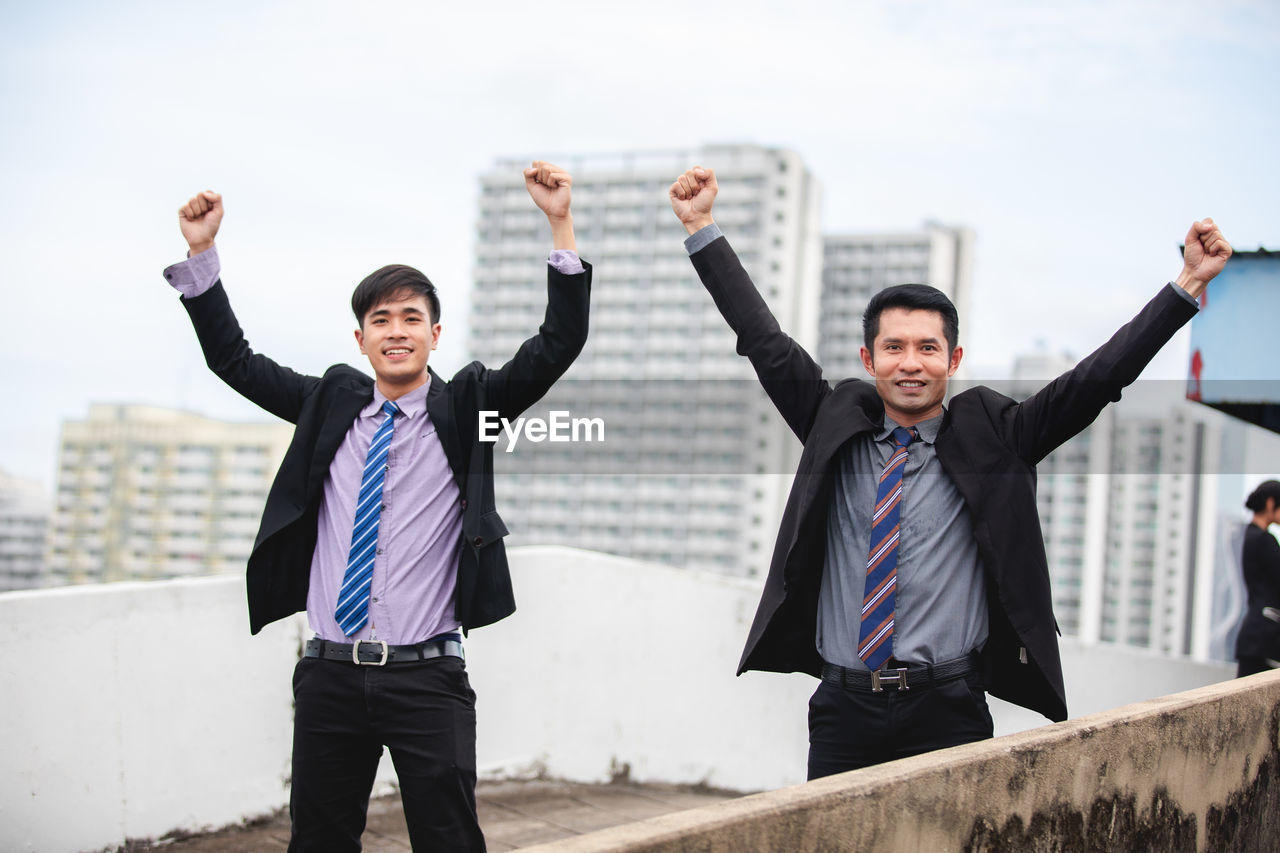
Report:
165,163,590,851
669,165,1230,777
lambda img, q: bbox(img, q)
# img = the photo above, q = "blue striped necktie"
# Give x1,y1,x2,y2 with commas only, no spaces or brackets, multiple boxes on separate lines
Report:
335,400,399,636
857,426,917,671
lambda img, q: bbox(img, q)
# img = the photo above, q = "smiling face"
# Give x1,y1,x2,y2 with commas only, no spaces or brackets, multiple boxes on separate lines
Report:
354,290,441,399
860,307,963,427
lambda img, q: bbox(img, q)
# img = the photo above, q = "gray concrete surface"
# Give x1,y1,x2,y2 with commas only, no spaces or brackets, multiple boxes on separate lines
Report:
521,672,1280,852
109,780,738,852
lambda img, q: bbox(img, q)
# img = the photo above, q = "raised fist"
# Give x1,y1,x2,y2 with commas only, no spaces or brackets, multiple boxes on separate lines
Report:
1181,218,1231,287
668,166,717,235
179,191,223,255
524,161,572,221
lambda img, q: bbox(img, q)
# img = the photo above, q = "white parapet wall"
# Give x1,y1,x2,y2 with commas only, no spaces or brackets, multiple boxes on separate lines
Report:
466,547,815,789
0,546,1237,852
0,576,309,853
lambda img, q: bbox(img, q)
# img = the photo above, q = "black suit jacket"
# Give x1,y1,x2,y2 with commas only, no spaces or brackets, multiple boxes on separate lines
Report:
1235,523,1280,659
690,236,1196,722
181,262,591,635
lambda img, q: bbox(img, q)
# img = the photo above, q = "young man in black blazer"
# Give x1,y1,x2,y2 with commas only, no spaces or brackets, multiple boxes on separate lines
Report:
669,165,1230,776
165,162,590,850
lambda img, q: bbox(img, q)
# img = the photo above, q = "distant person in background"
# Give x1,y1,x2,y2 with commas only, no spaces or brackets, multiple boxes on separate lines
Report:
1236,480,1280,678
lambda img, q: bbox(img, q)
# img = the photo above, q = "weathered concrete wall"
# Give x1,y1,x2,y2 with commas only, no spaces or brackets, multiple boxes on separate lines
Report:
0,548,813,853
524,672,1280,852
0,547,1242,852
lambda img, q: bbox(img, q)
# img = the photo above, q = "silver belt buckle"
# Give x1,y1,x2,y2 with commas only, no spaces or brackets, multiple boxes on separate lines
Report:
871,666,909,692
353,638,389,666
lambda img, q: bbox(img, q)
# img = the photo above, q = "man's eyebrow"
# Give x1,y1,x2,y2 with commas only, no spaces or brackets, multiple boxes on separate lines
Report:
368,305,426,316
879,335,943,347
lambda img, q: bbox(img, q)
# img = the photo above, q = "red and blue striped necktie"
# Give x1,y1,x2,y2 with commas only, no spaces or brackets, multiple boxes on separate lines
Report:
857,426,917,670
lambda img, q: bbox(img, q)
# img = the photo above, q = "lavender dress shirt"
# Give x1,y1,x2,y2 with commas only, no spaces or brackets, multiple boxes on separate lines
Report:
165,244,584,644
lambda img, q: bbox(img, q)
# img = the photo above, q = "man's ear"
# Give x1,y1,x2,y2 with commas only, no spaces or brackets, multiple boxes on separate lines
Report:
354,328,366,355
860,346,875,376
432,322,443,351
948,345,964,377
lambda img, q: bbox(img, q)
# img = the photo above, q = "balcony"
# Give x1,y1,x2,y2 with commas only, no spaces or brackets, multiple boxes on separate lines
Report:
2,547,1272,852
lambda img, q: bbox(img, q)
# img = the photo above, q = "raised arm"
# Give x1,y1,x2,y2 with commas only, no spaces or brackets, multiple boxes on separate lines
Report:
169,192,318,423
669,166,830,441
1006,218,1231,463
484,162,591,419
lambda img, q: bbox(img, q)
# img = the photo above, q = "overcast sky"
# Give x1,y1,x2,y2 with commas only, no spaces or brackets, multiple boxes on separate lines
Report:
2,0,1277,491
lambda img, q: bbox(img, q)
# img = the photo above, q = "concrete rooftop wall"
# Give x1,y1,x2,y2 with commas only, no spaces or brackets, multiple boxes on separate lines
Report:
0,546,1240,852
524,672,1280,852
0,576,306,853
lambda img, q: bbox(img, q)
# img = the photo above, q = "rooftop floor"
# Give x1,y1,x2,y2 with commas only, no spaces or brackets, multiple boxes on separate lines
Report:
123,779,741,852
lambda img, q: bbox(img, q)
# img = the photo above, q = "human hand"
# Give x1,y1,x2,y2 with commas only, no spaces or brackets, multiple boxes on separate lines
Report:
1175,218,1231,298
524,161,572,221
178,191,223,256
668,166,717,235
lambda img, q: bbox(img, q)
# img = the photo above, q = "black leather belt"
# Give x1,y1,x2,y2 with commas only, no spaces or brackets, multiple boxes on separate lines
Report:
821,653,978,693
304,635,464,666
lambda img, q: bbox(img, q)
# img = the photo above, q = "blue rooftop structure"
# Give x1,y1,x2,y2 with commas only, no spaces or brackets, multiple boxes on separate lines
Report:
1187,248,1280,434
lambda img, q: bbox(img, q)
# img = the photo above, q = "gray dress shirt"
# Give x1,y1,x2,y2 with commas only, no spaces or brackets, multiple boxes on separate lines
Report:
817,413,989,670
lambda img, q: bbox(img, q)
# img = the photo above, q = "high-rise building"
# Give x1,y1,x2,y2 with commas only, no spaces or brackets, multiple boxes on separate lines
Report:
0,469,49,591
1090,401,1248,658
819,224,974,378
469,145,822,577
45,404,291,585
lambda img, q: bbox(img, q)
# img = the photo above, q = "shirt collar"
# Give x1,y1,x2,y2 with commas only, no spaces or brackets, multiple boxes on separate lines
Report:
875,410,945,444
362,377,431,421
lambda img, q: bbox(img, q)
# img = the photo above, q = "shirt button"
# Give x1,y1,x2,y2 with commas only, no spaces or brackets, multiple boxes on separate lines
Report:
371,596,379,603
376,548,383,555
460,498,468,510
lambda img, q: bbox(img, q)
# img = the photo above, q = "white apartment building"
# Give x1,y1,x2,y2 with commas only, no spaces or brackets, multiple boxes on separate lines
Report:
819,224,974,379
469,145,823,578
45,404,291,585
1091,401,1249,660
0,469,49,591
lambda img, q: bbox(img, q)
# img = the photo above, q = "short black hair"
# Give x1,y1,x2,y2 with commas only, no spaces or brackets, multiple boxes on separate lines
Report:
351,265,440,327
1245,480,1280,512
862,284,959,355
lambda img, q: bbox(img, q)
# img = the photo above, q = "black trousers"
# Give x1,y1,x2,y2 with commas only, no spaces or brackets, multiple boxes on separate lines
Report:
807,670,994,779
288,654,485,852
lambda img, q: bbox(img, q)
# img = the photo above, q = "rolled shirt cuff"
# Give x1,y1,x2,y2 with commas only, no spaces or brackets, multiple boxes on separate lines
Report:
549,249,584,275
1166,281,1201,308
683,223,724,255
162,246,221,299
